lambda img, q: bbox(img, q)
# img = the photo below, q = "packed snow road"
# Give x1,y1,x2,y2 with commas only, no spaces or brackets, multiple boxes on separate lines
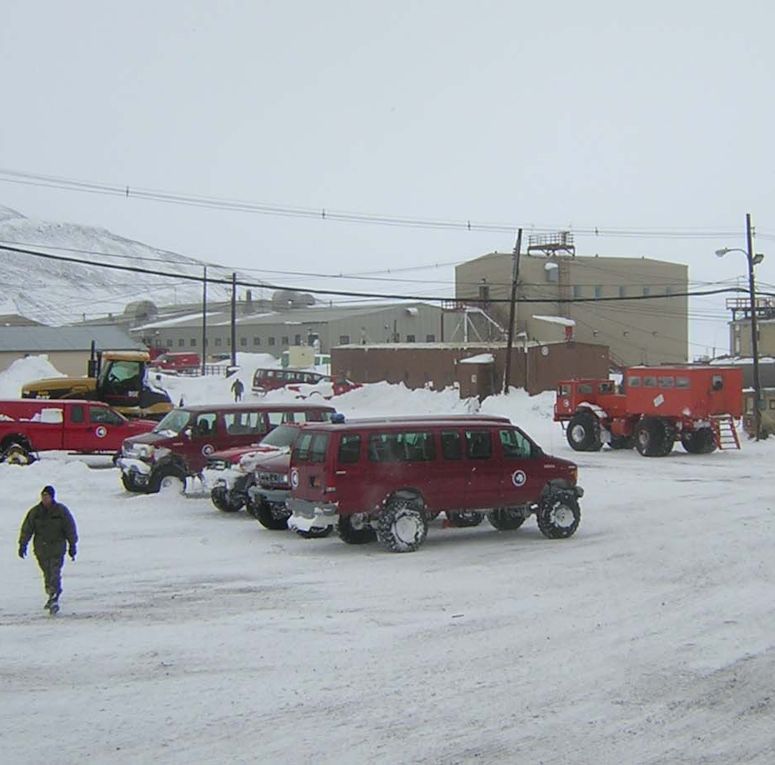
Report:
2,438,773,765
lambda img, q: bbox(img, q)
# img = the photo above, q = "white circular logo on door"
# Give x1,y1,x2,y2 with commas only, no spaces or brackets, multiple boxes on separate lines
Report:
95,426,107,438
202,444,214,457
290,468,299,489
512,470,527,487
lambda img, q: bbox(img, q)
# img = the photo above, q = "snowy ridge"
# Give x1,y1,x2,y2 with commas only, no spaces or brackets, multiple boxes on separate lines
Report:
0,205,243,325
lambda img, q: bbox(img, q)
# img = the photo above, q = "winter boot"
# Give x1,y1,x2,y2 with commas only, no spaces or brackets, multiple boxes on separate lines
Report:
48,592,61,615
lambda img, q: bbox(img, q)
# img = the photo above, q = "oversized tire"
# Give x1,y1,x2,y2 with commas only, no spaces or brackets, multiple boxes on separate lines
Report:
255,500,291,530
2,443,35,465
446,511,484,528
608,435,633,450
681,428,716,454
566,412,602,452
147,466,187,494
635,418,666,457
211,485,244,512
338,513,377,544
658,420,676,457
121,471,145,493
536,492,581,539
376,495,428,552
487,506,528,530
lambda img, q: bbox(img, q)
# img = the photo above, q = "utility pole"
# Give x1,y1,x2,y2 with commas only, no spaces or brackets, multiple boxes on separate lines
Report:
230,271,237,368
503,228,523,394
746,213,762,441
201,266,207,375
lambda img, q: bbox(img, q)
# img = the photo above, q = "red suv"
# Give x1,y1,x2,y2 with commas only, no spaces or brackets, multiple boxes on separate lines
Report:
288,415,583,552
118,402,334,493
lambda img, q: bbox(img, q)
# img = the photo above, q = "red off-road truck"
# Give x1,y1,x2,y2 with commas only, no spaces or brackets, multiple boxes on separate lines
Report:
554,365,743,457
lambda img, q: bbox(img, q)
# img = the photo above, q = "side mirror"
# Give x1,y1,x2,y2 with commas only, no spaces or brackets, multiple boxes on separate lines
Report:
183,427,193,439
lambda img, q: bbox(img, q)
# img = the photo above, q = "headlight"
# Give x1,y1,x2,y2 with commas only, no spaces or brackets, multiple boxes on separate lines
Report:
153,447,171,462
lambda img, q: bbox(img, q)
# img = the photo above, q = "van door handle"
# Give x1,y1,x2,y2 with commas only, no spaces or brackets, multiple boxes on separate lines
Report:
335,470,347,475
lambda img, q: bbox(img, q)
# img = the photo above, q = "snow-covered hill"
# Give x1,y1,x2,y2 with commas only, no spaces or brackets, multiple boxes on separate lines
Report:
0,205,243,325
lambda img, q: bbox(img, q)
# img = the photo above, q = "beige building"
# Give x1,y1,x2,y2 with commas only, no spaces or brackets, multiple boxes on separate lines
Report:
456,249,688,366
131,302,461,359
726,296,775,357
0,325,144,376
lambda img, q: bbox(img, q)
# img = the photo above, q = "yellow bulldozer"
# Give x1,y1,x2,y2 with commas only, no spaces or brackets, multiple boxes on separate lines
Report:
22,347,173,420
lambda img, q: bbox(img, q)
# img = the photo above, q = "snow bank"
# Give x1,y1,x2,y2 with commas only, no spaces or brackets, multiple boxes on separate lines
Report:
0,355,65,398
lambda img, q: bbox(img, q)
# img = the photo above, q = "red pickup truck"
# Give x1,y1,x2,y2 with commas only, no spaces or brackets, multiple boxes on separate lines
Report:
0,399,158,465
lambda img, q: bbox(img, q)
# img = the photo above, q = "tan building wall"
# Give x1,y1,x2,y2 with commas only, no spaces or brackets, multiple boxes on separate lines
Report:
333,341,609,396
729,319,775,357
456,252,688,366
0,351,91,377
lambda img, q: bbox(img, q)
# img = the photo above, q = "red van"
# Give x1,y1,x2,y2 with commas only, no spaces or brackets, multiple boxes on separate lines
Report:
288,415,583,552
118,402,334,493
151,352,201,373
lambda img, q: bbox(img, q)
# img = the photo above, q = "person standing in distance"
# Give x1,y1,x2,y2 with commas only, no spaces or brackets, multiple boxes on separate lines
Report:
18,485,78,615
231,377,245,402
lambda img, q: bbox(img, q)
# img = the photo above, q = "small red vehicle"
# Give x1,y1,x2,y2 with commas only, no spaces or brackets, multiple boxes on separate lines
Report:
151,352,201,373
554,365,743,457
0,399,157,464
119,402,335,493
288,414,582,552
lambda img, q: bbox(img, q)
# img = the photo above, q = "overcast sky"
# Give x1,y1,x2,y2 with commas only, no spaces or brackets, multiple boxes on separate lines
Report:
1,0,774,358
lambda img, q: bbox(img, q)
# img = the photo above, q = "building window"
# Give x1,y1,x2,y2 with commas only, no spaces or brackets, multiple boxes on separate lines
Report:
339,335,350,344
253,337,261,346
268,337,276,346
594,286,602,299
281,336,289,346
406,334,416,343
619,286,627,298
573,285,582,299
215,337,222,347
426,334,435,342
190,338,197,347
178,338,185,347
240,337,247,347
165,339,173,348
643,286,651,296
666,286,673,296
294,334,302,345
226,337,231,346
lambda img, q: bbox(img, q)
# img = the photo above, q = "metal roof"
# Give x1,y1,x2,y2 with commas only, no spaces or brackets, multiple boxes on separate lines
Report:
134,302,440,331
0,325,144,352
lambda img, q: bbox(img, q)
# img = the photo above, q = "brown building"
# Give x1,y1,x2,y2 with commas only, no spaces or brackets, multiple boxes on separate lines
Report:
333,340,609,397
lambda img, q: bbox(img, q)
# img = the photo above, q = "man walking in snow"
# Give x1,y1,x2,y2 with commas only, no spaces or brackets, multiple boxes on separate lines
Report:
231,377,245,402
18,485,78,615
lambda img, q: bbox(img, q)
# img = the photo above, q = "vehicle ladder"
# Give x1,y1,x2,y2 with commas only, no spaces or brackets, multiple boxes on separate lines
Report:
710,415,740,450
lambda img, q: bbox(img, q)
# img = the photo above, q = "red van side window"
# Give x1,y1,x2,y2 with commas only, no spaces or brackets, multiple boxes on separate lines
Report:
465,430,492,459
338,434,361,463
440,430,462,460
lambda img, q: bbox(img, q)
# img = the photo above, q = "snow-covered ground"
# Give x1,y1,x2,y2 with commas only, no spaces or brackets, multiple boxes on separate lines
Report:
1,357,773,764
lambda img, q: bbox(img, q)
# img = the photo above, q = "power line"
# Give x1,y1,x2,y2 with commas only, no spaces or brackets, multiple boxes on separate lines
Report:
1,167,768,241
0,241,770,306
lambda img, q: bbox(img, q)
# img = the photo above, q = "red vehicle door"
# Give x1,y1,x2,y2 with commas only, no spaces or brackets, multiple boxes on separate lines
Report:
495,427,546,506
462,428,503,509
60,403,92,451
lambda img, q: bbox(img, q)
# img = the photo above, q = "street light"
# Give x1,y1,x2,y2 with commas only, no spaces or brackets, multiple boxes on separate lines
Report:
715,213,764,440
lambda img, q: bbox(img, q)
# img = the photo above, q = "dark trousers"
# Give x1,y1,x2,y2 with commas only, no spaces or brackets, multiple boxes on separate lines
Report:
35,553,65,598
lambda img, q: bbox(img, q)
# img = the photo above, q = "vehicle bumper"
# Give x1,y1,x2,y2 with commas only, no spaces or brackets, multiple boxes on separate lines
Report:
117,457,152,485
250,486,291,505
202,467,244,491
287,497,338,532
